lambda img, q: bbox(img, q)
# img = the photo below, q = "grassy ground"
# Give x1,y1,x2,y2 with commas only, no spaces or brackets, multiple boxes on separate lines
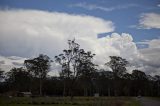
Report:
146,97,160,101
0,96,141,106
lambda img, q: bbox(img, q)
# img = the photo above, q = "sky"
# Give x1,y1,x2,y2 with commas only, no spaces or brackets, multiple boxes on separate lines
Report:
0,0,160,76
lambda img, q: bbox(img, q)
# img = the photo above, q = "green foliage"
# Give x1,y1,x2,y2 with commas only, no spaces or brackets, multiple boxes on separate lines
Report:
105,56,129,78
24,54,52,79
0,68,4,81
6,67,30,91
132,70,147,80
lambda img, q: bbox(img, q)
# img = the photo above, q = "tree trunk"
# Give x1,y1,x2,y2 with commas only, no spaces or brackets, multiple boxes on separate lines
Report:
63,81,66,97
29,77,32,93
40,78,42,96
83,88,88,96
84,88,85,96
108,87,110,96
86,88,88,96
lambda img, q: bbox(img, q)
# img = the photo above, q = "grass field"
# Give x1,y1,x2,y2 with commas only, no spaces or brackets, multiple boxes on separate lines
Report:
0,96,140,106
146,97,160,101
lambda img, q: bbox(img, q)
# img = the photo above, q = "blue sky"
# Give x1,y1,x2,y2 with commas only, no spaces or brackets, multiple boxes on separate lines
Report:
0,0,160,42
0,0,160,75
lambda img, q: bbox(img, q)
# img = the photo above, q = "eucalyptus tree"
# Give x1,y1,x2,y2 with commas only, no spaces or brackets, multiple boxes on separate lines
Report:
154,75,160,96
24,54,52,96
6,67,30,92
105,56,129,96
55,39,96,97
55,40,79,96
131,69,148,96
77,50,97,96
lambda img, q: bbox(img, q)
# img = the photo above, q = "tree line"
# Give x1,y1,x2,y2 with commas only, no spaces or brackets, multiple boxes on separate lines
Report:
0,39,160,97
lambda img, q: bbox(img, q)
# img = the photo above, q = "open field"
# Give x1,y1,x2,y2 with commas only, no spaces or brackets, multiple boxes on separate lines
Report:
0,96,140,106
138,97,160,106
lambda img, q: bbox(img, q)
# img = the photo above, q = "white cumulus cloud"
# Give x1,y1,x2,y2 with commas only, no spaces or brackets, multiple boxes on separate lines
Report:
0,9,114,58
139,13,160,29
138,39,160,75
0,9,114,74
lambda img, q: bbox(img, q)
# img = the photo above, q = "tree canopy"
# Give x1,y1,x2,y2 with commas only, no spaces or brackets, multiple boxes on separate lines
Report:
105,56,129,78
0,39,159,97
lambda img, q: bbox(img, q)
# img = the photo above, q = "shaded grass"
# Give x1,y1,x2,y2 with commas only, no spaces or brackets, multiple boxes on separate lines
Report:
146,97,160,101
124,98,141,106
0,96,141,106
